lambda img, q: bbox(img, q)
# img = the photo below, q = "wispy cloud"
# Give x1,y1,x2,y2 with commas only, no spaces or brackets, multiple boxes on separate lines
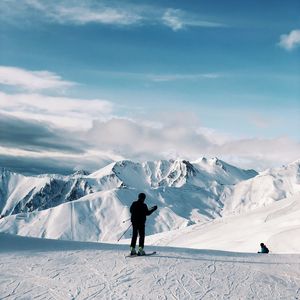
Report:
148,73,221,82
0,0,141,26
279,29,300,51
30,1,141,25
0,66,75,91
89,70,221,82
162,8,225,31
1,1,225,31
54,6,141,25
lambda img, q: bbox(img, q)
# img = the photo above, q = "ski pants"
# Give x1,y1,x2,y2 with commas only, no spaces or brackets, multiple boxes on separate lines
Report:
130,223,145,249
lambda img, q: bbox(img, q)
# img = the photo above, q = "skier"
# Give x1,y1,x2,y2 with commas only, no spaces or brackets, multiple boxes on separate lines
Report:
258,242,269,254
130,192,157,256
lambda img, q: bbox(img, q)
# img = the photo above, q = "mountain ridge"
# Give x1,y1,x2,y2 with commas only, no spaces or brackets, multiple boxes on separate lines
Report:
0,157,257,241
0,158,299,247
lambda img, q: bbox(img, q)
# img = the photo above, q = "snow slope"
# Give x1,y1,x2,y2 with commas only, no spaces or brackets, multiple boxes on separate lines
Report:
0,158,257,241
1,233,300,299
0,169,50,215
146,193,300,253
222,159,300,215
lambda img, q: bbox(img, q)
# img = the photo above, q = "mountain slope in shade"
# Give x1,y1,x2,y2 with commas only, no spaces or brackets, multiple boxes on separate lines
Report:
0,158,257,241
222,159,300,215
0,170,91,217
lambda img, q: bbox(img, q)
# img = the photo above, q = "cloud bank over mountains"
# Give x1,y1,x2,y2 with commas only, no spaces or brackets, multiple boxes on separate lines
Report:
1,65,299,174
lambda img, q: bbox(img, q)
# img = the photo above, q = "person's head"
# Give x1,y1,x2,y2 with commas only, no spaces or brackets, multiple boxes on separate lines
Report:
138,193,146,202
260,243,265,247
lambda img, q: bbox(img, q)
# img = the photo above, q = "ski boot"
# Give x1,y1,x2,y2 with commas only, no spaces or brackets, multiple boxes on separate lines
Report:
137,247,145,256
130,247,137,256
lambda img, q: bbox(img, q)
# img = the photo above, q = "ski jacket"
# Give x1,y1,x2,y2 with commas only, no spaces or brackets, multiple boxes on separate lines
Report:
259,245,269,253
130,200,156,225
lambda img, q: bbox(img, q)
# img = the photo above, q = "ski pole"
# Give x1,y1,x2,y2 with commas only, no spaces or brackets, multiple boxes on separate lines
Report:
122,218,131,223
117,224,132,242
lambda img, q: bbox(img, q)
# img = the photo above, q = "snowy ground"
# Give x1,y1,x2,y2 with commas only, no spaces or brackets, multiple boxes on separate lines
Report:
1,234,300,299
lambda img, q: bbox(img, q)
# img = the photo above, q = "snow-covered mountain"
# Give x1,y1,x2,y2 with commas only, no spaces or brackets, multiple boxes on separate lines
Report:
0,158,299,251
0,158,257,242
0,168,94,217
222,159,300,215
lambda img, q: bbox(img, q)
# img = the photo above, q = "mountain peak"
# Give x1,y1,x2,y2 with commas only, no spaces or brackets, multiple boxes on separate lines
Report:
72,170,90,176
0,168,16,176
289,158,300,167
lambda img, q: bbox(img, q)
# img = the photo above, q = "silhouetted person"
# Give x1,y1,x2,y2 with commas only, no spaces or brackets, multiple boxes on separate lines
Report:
258,242,269,254
130,193,157,256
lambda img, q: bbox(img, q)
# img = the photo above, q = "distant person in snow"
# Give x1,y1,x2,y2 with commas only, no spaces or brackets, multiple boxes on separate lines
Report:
130,193,157,256
258,243,269,254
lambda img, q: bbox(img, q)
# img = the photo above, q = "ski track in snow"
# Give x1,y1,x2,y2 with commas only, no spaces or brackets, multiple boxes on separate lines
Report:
1,247,300,300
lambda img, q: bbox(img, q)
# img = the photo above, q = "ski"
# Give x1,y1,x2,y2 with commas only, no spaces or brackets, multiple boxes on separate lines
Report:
126,251,157,258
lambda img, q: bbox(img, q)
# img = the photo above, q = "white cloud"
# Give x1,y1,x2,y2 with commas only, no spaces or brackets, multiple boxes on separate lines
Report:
0,66,75,91
213,137,300,170
23,0,141,26
162,9,184,31
162,8,225,31
2,1,225,31
0,0,141,26
86,117,212,160
0,65,297,173
85,118,300,171
248,113,273,129
196,127,232,145
48,5,141,25
279,29,300,51
0,98,300,170
148,73,221,82
85,70,221,82
0,92,113,129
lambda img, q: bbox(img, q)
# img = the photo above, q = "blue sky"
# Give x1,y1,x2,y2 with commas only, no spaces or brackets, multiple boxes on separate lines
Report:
0,0,299,173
